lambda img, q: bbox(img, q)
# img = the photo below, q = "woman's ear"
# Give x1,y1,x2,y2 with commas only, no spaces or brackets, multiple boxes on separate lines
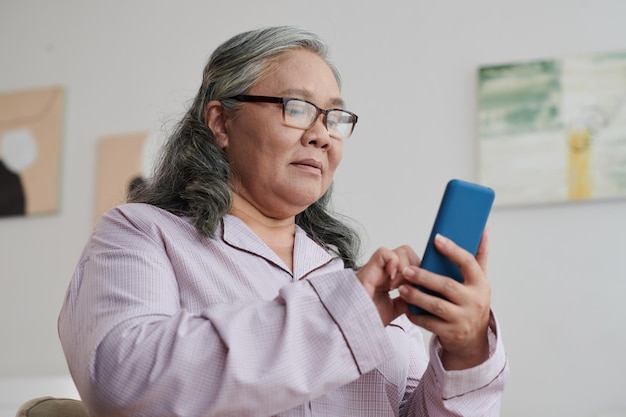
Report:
205,100,229,149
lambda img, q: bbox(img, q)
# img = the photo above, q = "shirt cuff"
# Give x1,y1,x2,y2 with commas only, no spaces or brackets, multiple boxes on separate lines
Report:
307,269,393,375
428,311,508,399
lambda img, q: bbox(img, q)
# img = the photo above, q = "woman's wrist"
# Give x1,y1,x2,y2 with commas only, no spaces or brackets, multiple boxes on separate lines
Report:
439,328,490,370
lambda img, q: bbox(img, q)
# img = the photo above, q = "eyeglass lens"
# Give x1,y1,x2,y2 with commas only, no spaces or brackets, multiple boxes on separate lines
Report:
283,99,355,139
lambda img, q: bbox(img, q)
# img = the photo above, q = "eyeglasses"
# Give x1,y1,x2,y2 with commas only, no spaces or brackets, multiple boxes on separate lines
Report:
225,95,358,139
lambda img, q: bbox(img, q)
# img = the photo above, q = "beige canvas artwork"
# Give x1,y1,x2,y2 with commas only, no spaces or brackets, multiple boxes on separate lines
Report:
95,132,148,223
0,86,64,217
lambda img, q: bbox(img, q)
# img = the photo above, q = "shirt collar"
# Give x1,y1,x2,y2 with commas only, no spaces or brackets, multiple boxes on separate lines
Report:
221,214,335,279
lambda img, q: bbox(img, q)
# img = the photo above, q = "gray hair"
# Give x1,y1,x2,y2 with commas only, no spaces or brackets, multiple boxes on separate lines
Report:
129,26,361,268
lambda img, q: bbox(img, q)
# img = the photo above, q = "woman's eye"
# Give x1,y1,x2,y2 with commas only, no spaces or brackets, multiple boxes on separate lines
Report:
285,100,313,117
286,107,306,117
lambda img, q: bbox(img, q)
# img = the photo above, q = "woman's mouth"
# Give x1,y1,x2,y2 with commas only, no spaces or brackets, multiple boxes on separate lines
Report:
292,159,322,174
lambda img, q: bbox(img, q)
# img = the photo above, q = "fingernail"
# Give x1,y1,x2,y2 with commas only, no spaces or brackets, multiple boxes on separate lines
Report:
402,266,416,278
399,285,409,296
435,233,448,246
388,288,400,299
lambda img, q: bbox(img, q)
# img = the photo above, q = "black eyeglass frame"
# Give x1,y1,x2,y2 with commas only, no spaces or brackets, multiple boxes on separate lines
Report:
224,94,358,138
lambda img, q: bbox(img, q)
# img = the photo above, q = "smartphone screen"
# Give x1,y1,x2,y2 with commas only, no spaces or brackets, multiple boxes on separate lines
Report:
408,179,495,315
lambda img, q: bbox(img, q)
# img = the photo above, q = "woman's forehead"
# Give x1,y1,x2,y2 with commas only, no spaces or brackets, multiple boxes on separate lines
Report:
254,49,342,100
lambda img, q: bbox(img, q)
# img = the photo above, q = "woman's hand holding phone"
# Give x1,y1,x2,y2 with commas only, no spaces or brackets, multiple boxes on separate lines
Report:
398,231,492,370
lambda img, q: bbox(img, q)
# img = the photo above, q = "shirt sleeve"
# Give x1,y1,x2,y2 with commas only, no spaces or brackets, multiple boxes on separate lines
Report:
400,312,509,416
58,208,393,417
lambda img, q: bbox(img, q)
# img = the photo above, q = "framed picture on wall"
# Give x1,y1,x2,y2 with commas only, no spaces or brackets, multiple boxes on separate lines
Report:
94,130,164,224
477,50,626,207
95,132,147,223
0,86,64,217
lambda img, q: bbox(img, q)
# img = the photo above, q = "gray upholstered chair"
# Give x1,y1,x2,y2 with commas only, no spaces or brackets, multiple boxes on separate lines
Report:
15,396,88,417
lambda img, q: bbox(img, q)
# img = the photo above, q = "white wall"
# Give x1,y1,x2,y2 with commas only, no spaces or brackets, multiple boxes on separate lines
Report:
1,1,625,416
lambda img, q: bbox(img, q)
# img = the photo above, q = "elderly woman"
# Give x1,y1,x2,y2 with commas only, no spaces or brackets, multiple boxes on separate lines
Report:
59,26,507,417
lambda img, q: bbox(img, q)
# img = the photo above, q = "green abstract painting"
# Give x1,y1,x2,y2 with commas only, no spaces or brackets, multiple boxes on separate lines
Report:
478,50,626,206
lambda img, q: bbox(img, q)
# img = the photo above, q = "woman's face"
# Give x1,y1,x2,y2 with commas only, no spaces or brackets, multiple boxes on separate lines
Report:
222,48,345,219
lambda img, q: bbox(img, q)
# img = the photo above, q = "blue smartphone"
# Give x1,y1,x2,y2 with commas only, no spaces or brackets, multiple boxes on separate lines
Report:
408,179,495,315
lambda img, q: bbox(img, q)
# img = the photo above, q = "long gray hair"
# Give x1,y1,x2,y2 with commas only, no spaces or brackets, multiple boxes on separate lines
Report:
129,26,361,268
